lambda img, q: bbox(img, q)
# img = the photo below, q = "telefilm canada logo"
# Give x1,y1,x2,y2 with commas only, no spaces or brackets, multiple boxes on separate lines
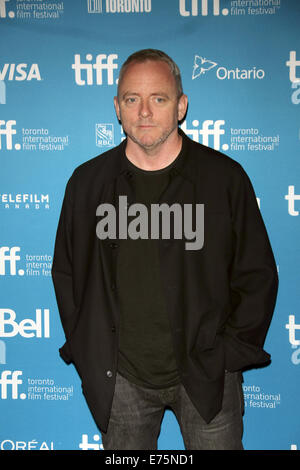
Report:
192,55,265,81
179,0,281,17
87,0,151,14
0,193,50,210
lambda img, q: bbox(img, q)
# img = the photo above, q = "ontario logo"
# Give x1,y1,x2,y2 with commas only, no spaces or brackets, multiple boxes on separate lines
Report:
192,55,265,80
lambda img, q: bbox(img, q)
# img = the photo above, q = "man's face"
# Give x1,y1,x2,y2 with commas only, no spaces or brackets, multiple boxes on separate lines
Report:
114,60,187,153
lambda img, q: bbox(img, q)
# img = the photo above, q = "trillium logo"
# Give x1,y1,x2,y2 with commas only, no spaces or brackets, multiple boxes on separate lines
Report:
192,56,217,79
192,54,265,81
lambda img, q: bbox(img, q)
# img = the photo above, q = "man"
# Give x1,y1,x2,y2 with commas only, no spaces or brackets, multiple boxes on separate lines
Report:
52,49,278,450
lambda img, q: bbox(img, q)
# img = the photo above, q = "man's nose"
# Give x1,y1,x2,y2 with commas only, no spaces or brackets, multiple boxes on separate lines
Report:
139,99,152,118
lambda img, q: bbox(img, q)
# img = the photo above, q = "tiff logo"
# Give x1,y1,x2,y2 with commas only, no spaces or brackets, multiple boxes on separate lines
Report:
0,0,15,19
79,434,104,450
286,315,300,346
291,81,300,105
179,0,229,16
72,54,118,85
0,120,20,150
181,119,228,151
286,51,300,84
0,370,26,399
287,51,300,105
0,247,22,275
285,186,300,216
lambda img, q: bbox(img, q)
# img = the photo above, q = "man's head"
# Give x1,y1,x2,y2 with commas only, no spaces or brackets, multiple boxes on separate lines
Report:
117,49,184,100
114,49,188,155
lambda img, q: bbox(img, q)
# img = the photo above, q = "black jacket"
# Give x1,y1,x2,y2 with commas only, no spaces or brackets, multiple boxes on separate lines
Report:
52,130,278,433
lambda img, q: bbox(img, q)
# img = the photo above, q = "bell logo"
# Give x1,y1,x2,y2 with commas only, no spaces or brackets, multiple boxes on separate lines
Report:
0,340,6,364
179,0,229,16
0,308,50,338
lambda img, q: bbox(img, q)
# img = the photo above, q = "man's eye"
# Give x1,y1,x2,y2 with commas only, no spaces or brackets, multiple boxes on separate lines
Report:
126,97,137,104
155,97,165,103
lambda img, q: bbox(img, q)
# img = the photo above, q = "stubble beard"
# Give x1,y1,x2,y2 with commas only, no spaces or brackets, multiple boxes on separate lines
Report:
123,121,178,154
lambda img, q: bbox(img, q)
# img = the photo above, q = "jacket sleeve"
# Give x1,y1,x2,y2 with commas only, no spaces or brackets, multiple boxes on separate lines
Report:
223,166,279,371
51,175,77,364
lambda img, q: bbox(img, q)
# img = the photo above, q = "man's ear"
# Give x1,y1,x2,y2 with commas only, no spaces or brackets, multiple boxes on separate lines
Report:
177,94,188,122
114,96,121,121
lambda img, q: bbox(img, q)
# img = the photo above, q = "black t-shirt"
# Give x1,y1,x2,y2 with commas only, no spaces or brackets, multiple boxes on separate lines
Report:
116,152,183,389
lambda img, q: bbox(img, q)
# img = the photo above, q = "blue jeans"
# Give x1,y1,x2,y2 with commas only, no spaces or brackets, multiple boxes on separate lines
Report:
101,371,244,450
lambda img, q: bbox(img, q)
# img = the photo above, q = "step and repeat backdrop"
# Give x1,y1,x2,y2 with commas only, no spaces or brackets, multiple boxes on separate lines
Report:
1,0,299,451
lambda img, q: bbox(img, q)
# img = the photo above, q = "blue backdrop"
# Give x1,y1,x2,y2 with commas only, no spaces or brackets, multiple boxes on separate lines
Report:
0,0,299,451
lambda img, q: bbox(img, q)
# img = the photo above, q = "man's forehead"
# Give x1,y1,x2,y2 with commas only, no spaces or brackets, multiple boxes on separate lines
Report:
118,60,176,91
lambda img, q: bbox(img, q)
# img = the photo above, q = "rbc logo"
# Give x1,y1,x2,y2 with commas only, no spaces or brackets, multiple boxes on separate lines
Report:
181,119,228,151
96,124,114,147
72,54,118,85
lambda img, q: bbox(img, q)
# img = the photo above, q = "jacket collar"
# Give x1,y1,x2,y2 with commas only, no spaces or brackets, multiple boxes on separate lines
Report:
105,128,197,185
